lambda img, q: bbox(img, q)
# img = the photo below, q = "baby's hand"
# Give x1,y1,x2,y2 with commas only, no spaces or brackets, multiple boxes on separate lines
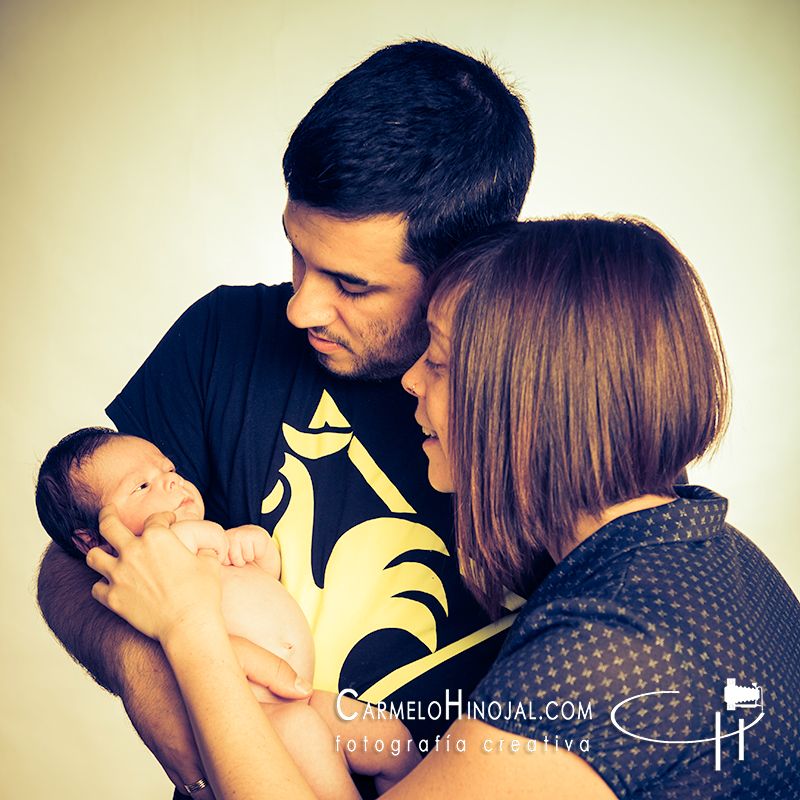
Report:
224,524,269,567
224,525,281,577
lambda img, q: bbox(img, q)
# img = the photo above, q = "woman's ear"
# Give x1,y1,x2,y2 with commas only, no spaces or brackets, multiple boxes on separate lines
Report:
71,530,98,556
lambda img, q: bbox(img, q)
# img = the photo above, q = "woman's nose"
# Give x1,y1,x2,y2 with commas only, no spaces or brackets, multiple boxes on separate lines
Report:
402,357,424,397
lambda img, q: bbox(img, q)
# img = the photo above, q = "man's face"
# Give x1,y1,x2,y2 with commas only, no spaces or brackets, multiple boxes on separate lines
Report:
283,201,429,380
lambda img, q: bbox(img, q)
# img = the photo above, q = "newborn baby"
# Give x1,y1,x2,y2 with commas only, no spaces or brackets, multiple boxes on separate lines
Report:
36,427,420,798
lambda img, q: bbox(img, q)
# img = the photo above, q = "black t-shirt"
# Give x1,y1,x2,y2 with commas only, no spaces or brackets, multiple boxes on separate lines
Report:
107,283,548,744
472,486,800,798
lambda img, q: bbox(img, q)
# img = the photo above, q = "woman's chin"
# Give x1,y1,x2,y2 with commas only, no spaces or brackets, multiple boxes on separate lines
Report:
426,464,455,494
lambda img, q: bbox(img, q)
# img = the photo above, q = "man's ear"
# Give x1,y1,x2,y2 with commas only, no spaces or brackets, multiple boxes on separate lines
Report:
71,530,98,556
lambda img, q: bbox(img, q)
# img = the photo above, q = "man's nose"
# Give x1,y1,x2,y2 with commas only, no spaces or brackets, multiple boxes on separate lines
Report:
286,272,338,330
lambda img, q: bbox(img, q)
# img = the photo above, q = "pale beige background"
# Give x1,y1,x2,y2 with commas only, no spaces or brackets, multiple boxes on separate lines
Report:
2,1,798,797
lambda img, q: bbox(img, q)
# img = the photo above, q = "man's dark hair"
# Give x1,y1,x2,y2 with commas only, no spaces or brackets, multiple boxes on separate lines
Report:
35,427,122,559
283,39,535,276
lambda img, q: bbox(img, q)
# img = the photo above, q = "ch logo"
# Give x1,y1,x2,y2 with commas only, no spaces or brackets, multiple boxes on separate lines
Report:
610,679,765,772
724,678,762,711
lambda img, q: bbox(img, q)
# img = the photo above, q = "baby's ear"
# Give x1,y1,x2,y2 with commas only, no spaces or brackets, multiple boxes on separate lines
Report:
71,529,98,556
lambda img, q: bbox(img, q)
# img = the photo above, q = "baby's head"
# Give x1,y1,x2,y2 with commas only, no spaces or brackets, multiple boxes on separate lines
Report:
36,428,204,558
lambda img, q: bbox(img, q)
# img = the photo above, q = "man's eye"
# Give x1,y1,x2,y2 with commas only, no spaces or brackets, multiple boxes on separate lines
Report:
337,279,371,298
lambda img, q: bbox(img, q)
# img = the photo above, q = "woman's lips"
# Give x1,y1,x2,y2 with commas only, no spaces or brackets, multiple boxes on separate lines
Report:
419,424,440,451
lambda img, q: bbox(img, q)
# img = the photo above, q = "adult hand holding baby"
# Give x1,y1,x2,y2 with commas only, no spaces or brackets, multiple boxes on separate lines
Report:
86,505,310,702
87,505,315,800
87,506,224,645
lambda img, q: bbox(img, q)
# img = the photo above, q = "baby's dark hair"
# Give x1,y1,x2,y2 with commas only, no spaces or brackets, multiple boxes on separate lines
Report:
36,427,124,559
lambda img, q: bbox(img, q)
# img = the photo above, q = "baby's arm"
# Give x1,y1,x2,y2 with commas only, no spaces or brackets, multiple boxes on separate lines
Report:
169,521,280,578
310,690,421,793
169,519,228,560
224,524,281,578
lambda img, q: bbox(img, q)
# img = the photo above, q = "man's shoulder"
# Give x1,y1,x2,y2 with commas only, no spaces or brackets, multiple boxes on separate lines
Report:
201,282,294,324
193,282,301,353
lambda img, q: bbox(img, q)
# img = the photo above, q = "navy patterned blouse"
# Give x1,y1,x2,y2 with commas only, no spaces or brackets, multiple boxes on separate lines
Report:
471,486,800,798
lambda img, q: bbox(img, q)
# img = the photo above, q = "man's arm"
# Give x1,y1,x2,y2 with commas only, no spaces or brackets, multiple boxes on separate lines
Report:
37,541,213,796
38,541,139,692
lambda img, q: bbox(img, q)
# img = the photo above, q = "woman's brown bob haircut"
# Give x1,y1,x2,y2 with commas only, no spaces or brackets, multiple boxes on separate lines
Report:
428,217,730,615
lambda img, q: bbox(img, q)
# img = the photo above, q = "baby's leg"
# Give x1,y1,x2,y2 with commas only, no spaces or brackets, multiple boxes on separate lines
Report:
310,691,421,793
263,701,361,800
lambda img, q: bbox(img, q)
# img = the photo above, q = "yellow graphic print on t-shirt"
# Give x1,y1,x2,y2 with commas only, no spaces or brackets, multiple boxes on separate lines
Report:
263,391,522,701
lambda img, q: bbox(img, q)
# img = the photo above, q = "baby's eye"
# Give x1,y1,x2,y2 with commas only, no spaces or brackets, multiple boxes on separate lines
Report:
133,482,149,492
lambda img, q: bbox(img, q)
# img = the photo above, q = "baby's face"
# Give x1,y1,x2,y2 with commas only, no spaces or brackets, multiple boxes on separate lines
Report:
85,436,204,535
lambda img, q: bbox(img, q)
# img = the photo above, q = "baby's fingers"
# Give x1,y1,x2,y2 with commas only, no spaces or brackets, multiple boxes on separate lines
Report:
239,538,256,563
226,539,245,567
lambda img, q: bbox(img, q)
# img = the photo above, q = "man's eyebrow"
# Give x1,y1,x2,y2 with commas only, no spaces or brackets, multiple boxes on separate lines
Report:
321,268,370,286
281,216,375,288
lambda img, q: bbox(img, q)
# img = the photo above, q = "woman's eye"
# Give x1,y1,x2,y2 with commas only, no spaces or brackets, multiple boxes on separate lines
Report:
425,357,444,373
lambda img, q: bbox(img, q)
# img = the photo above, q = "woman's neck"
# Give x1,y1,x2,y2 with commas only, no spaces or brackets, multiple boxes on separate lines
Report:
553,494,676,564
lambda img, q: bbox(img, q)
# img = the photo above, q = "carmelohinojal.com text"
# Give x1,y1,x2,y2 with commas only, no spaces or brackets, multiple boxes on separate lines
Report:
334,689,592,756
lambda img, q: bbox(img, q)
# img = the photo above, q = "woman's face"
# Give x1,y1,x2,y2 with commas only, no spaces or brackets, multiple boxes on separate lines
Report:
401,297,454,493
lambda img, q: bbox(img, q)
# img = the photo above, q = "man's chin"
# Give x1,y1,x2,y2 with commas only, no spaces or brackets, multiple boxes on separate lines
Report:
312,348,416,382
